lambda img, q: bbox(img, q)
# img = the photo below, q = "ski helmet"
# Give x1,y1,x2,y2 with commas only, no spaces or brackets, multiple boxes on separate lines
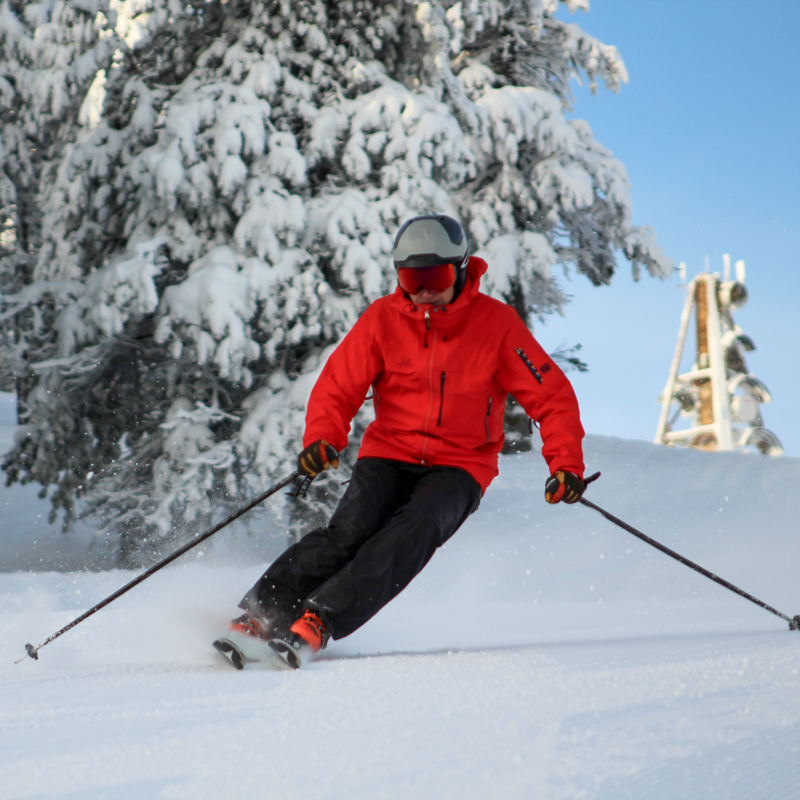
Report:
393,215,469,298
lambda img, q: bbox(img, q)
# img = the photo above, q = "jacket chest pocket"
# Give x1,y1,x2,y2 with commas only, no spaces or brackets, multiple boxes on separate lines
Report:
436,371,446,427
437,366,499,442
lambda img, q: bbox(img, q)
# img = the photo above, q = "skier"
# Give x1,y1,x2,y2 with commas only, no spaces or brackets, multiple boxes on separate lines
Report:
215,215,586,669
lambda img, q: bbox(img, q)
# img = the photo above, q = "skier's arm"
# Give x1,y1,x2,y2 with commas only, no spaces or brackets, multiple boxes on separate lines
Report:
496,316,585,479
303,308,383,453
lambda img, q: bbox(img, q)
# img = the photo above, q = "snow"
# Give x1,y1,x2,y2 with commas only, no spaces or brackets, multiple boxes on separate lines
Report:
2,428,800,798
77,68,107,129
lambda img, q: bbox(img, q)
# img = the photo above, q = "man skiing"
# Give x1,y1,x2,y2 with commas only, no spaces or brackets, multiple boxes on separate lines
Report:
214,215,585,670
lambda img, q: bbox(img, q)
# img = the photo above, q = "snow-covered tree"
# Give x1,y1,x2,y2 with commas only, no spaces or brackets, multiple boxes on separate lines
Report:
0,0,121,390
1,0,671,563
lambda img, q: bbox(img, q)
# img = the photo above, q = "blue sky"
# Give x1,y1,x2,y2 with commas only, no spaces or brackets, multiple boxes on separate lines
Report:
539,0,800,457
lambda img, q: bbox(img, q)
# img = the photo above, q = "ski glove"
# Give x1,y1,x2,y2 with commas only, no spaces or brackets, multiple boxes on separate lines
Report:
298,440,340,478
544,470,585,505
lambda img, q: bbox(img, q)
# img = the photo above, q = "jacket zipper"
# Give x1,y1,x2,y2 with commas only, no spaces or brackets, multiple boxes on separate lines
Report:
484,396,493,443
437,371,446,426
421,310,437,462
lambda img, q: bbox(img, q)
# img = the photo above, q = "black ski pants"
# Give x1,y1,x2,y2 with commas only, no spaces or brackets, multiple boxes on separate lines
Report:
241,457,482,639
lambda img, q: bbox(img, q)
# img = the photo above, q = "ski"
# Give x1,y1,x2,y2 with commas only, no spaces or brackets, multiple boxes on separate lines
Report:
213,637,250,670
266,637,305,670
212,634,306,671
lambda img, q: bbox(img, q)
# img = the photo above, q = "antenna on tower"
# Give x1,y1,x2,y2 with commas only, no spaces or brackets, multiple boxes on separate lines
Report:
654,255,782,456
723,253,731,281
678,262,686,284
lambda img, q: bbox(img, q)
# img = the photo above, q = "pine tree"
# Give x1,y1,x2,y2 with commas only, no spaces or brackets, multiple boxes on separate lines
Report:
0,0,120,388
1,0,671,564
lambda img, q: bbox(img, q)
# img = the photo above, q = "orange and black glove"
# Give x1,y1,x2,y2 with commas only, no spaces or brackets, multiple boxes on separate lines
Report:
544,470,585,504
297,440,340,478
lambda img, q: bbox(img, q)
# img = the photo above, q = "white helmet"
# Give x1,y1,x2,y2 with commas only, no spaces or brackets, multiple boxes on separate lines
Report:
393,215,469,297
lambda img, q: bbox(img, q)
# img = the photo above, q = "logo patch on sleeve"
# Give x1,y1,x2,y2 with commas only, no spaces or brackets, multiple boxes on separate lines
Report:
515,348,543,384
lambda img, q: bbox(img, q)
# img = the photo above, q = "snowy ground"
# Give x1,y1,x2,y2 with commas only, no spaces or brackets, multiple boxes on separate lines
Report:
2,422,800,799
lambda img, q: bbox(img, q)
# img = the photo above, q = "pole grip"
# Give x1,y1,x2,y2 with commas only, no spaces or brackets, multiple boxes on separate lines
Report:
325,444,339,464
584,471,601,486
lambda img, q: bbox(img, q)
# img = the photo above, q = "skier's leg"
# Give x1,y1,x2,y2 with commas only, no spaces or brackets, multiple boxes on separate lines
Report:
239,458,411,624
306,464,481,639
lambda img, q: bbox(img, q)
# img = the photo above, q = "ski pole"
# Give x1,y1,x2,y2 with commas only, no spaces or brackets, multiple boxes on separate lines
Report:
16,469,302,663
578,472,800,631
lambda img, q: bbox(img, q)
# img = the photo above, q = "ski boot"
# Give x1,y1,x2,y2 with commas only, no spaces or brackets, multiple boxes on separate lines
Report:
268,611,330,670
213,612,285,670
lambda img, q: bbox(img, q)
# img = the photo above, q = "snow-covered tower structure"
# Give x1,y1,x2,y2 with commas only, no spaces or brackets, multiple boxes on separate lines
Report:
655,256,782,455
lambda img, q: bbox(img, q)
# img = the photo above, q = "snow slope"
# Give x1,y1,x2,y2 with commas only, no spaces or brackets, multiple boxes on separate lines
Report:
2,435,800,799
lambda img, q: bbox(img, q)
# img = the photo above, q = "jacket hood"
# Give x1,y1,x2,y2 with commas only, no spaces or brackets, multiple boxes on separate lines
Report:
463,255,488,291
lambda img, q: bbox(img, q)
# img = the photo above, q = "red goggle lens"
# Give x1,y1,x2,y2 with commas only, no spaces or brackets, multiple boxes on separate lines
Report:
397,264,456,295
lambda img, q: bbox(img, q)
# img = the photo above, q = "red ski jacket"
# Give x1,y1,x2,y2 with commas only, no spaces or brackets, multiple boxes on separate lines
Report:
304,256,584,492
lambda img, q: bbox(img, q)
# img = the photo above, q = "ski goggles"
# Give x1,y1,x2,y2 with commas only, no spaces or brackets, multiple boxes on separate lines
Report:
396,263,457,295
